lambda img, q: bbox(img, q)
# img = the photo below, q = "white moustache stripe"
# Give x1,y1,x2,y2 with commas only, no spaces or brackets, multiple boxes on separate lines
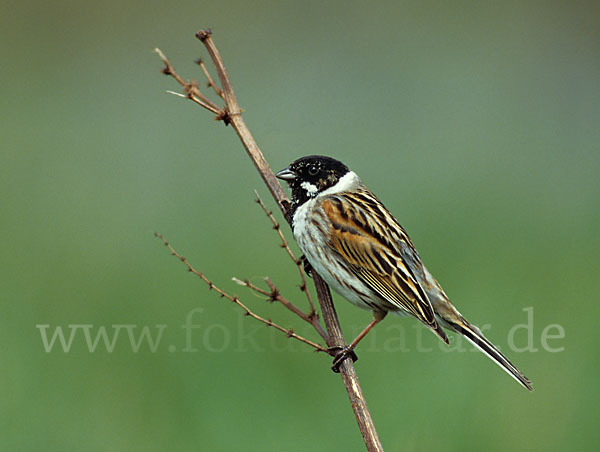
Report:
301,181,319,195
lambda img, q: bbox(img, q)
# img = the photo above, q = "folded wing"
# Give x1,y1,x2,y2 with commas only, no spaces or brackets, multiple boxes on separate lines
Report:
321,193,448,343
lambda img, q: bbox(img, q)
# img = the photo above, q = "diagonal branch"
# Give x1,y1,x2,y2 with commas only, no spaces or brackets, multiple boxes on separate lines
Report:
155,232,327,353
156,30,383,452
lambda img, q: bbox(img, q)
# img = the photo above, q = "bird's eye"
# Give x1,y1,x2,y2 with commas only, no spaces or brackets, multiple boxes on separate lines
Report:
308,165,319,176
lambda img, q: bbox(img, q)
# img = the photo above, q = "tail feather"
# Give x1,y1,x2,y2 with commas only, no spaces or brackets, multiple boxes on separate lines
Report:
432,320,450,345
417,264,532,390
447,318,533,391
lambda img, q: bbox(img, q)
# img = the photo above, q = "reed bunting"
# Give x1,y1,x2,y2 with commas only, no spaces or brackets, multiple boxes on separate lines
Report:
276,155,532,391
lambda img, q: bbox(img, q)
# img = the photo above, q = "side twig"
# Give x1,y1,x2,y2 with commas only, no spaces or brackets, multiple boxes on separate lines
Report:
254,191,317,317
195,57,224,99
232,277,328,343
155,232,327,353
155,48,224,117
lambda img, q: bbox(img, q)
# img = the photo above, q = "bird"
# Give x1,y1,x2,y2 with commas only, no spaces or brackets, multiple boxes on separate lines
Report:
276,155,532,391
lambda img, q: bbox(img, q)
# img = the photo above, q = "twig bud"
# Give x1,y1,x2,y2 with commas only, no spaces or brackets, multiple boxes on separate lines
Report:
195,29,213,41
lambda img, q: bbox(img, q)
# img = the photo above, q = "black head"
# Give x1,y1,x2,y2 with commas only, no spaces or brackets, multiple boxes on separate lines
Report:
276,155,350,210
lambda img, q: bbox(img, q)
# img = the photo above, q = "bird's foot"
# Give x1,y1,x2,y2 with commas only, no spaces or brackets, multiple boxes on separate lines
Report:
329,345,358,373
298,255,313,278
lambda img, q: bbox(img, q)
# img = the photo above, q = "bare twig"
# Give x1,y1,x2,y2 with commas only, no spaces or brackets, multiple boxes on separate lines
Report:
195,57,225,99
156,30,383,452
254,191,317,317
155,232,327,352
232,277,328,343
154,48,223,116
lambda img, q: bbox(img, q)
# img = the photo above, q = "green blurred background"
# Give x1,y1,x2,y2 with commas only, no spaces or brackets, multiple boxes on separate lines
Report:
2,0,599,450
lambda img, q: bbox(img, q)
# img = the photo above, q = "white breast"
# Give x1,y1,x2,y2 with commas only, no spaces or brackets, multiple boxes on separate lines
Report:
291,173,381,311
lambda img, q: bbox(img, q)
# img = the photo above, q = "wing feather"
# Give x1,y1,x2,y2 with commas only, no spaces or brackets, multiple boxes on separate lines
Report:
321,193,437,326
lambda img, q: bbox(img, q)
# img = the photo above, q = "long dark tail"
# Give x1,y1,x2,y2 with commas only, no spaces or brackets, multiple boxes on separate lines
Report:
446,318,533,391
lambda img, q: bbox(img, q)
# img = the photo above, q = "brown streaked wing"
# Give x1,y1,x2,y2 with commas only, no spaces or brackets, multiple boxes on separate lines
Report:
320,195,437,326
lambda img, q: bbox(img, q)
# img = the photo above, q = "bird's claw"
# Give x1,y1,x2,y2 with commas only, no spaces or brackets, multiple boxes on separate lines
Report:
298,255,313,278
329,345,358,373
